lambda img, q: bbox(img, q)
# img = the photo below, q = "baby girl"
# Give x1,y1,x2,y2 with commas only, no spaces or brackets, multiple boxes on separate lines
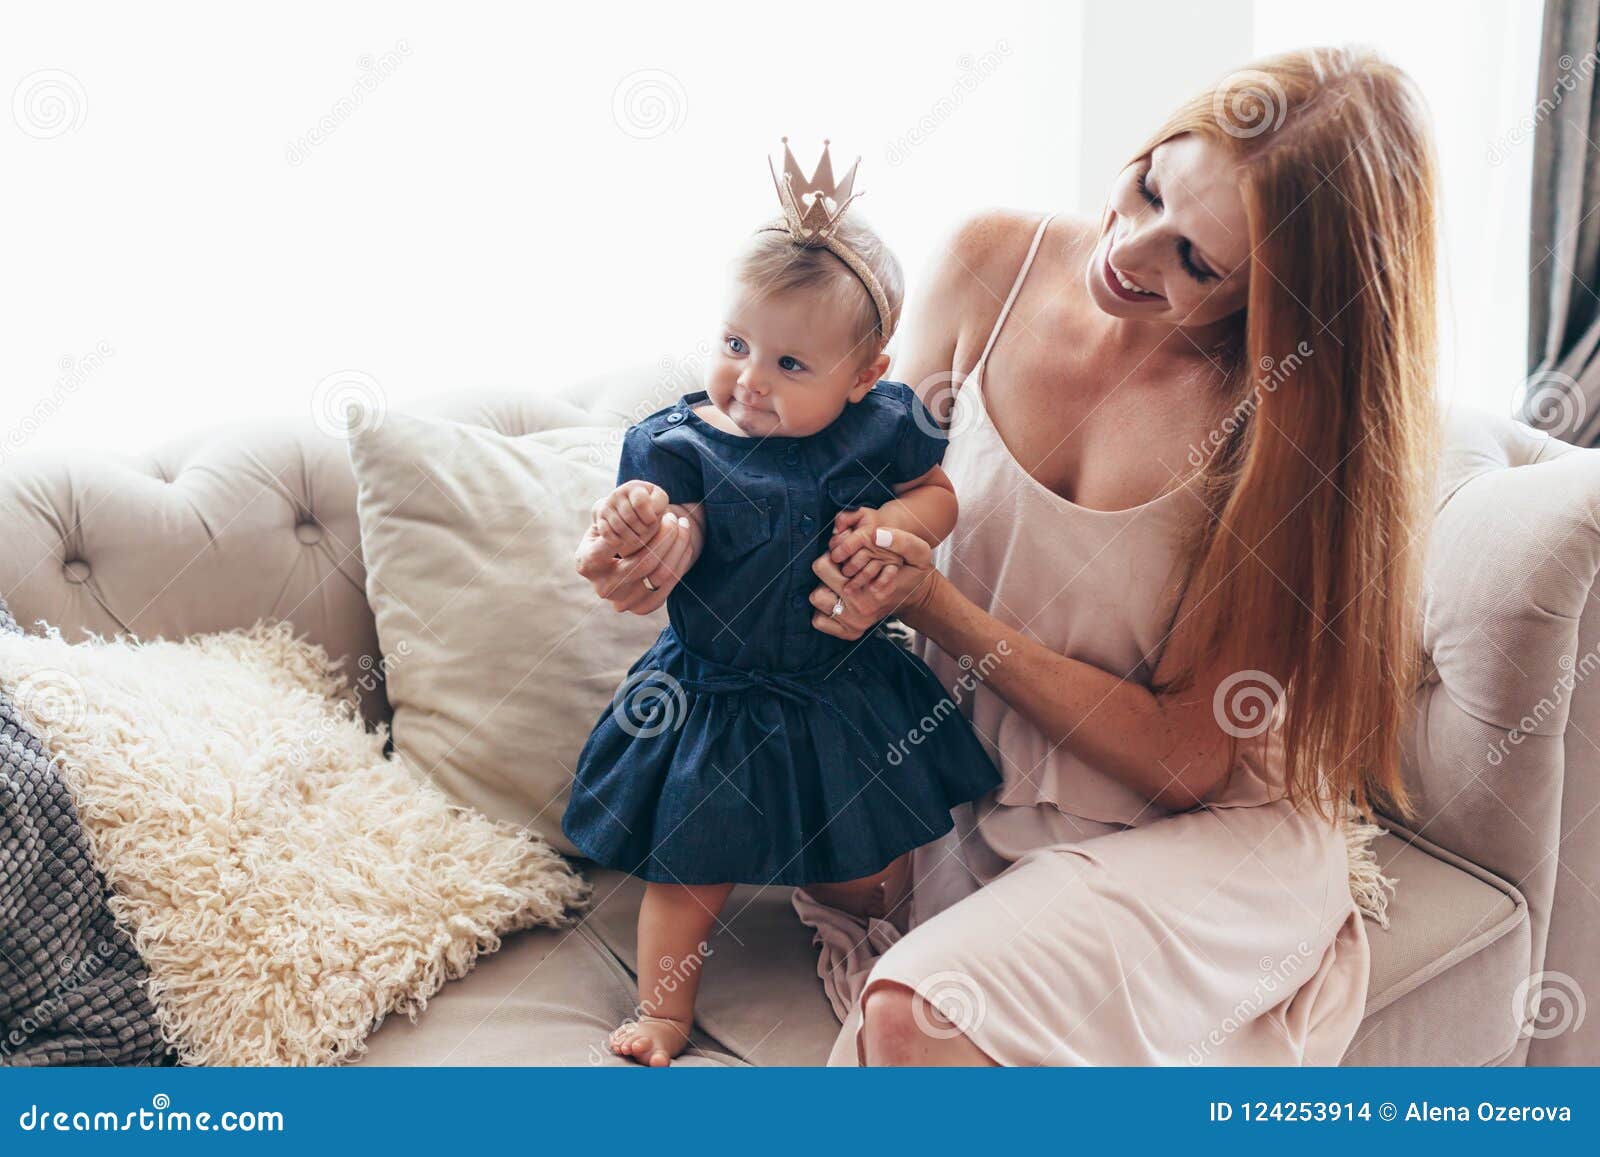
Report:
562,141,1000,1066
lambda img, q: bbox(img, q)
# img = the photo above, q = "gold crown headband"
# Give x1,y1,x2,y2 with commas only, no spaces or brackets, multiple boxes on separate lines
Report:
757,137,895,347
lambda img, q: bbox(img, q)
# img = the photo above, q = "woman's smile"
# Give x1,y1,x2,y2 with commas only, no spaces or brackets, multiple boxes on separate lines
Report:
1102,248,1164,302
1100,220,1165,303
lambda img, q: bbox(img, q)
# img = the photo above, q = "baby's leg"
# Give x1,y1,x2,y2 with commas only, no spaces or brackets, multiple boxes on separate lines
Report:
610,880,734,1067
805,852,913,925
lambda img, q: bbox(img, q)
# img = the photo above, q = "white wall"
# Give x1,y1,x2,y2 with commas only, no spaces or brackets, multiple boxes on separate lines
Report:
0,0,1083,458
1077,0,1254,210
0,0,1546,459
1255,0,1544,420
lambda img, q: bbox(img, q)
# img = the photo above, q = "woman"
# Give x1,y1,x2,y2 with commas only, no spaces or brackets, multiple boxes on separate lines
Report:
579,45,1438,1066
791,45,1439,1065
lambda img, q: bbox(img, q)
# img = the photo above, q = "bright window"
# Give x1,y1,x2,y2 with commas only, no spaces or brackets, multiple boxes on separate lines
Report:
1,1,1542,457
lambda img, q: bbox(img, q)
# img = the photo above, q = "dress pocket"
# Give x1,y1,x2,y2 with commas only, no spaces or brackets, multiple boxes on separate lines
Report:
702,499,773,561
825,470,895,513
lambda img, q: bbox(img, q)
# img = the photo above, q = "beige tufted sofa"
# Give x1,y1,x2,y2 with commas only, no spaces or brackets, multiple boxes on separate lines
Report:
2,364,1598,1067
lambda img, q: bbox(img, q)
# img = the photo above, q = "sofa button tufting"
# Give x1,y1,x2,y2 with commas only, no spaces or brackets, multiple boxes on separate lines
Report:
294,521,323,545
62,559,91,584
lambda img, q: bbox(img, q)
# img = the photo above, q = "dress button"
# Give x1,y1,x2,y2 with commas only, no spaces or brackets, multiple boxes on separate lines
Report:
800,514,814,531
785,447,799,464
667,412,685,424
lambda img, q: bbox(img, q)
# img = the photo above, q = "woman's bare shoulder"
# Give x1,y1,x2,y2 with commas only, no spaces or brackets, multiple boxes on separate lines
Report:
931,208,1097,304
894,208,1098,396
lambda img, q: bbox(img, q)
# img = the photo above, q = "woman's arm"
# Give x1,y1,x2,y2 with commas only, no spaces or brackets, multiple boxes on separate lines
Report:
809,210,1239,810
898,563,1236,811
812,546,1234,811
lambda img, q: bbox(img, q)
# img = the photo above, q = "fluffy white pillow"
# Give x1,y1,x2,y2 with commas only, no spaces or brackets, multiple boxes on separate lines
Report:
0,621,590,1066
346,410,666,856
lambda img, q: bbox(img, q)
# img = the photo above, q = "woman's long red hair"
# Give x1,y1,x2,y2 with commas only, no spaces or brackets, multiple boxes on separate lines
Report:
1150,47,1440,821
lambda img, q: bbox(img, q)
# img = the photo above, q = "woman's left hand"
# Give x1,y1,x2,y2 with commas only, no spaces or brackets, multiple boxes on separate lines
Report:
828,507,906,589
808,526,939,640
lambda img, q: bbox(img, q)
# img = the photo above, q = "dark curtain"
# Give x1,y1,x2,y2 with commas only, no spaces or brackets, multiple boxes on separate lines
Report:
1524,0,1600,446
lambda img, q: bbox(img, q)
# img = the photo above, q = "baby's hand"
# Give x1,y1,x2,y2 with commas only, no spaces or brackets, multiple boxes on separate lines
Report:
828,506,906,591
593,481,671,556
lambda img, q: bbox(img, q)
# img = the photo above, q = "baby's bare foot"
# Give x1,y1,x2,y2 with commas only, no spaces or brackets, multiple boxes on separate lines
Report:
608,1014,692,1067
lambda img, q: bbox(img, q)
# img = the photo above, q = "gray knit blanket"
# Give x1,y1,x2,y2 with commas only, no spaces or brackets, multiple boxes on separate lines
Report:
0,595,171,1066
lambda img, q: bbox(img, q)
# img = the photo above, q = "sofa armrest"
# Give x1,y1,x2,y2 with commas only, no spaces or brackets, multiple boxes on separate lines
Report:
1397,407,1600,1062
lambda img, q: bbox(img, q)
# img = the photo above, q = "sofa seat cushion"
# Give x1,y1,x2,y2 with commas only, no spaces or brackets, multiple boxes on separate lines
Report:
575,867,839,1066
571,825,1529,1067
1343,827,1530,1066
355,920,742,1067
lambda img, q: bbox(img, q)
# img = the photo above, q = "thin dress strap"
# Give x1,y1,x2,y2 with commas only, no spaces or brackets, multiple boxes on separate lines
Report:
974,211,1057,372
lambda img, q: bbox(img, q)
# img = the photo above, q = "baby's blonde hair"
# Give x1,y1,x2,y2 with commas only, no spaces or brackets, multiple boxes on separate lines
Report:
730,214,904,366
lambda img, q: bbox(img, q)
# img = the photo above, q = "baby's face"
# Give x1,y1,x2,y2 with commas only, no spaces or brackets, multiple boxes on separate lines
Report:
706,280,881,438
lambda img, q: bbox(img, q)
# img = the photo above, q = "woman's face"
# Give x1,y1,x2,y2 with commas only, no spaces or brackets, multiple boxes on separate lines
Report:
1086,134,1251,330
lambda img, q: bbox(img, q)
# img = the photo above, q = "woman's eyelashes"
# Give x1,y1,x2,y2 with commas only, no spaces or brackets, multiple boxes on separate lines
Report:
1136,164,1162,209
1134,165,1218,285
1177,240,1217,284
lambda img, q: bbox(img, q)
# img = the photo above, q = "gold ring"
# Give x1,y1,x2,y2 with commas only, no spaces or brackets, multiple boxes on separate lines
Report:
642,576,659,592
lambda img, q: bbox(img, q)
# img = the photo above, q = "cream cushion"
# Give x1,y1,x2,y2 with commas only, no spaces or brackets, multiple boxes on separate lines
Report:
0,620,589,1066
346,407,666,855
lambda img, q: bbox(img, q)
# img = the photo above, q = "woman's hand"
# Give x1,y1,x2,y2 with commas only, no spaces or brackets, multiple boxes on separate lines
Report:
827,506,906,590
574,509,697,616
591,480,670,556
809,526,940,640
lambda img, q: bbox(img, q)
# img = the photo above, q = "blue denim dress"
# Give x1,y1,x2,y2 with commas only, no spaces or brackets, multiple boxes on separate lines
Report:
561,381,1002,886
